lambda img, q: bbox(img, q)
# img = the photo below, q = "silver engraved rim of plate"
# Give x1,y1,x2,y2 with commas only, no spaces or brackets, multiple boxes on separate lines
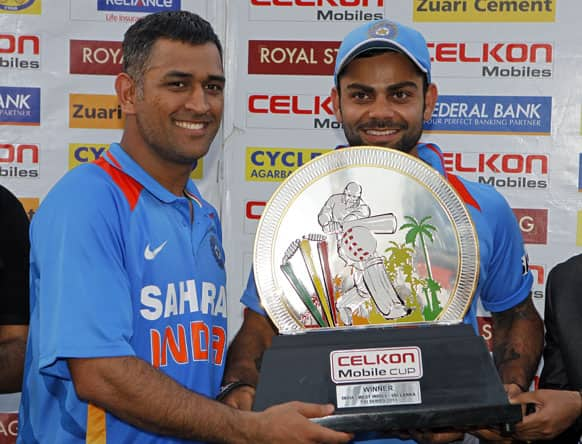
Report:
253,146,480,334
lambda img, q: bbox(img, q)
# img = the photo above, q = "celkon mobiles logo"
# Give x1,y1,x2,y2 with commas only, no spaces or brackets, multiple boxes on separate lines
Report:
246,147,329,182
70,40,122,75
443,152,548,190
0,143,39,179
244,200,266,234
0,33,40,70
249,0,384,22
330,347,422,383
512,208,548,244
247,93,340,130
248,41,339,76
69,94,124,129
245,200,266,220
0,86,40,126
0,0,41,14
97,0,180,13
413,0,555,22
428,41,553,79
530,264,546,303
424,95,552,135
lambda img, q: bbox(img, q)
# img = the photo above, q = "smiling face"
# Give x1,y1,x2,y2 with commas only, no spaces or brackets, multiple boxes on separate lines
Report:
117,38,225,168
332,51,437,155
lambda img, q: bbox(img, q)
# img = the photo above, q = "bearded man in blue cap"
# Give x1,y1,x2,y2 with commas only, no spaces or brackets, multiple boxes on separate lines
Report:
222,19,543,444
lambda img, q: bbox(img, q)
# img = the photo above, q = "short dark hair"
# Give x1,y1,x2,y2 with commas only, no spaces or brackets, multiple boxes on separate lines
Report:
122,10,223,82
336,49,429,96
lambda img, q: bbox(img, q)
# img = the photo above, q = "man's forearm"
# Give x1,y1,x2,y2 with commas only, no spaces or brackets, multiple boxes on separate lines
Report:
491,295,543,389
0,336,27,393
68,355,254,443
222,309,276,386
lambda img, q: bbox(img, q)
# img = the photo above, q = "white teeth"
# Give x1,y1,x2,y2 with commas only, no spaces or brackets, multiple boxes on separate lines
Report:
366,129,397,136
175,121,205,130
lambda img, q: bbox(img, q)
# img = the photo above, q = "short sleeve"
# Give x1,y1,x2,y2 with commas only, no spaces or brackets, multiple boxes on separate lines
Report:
478,190,532,313
240,267,266,316
31,167,136,379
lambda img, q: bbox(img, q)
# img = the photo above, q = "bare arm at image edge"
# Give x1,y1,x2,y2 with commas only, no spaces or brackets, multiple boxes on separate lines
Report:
491,295,544,391
68,355,352,444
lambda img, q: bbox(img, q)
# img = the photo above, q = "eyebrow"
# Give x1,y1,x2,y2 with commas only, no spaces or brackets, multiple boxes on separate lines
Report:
163,71,226,84
345,81,419,93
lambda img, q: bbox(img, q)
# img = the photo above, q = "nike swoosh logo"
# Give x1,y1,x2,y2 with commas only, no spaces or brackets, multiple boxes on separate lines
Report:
144,241,167,260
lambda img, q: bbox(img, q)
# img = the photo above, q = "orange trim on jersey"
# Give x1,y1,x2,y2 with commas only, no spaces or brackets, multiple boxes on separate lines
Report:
95,155,143,211
448,174,481,211
105,151,122,169
86,403,106,444
423,143,481,212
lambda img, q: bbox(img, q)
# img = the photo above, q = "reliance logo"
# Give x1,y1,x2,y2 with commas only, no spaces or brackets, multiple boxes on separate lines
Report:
97,0,180,13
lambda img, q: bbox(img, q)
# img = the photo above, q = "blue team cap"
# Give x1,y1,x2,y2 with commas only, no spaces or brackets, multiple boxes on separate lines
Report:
334,19,431,86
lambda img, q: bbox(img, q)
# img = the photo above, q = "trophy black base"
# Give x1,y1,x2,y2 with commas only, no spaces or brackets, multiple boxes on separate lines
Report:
253,324,522,433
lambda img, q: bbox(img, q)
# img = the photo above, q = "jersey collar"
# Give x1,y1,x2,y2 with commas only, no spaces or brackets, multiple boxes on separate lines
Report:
103,143,203,205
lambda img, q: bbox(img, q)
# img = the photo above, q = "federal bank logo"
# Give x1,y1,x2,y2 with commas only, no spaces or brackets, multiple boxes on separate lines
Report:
247,93,342,130
69,143,204,178
249,0,384,22
428,41,553,79
69,94,124,129
0,143,39,178
443,152,548,190
0,86,40,126
246,146,330,182
0,33,41,70
97,0,181,13
512,208,548,244
70,40,122,75
579,154,582,191
413,0,556,22
424,96,551,135
0,0,41,14
248,40,339,76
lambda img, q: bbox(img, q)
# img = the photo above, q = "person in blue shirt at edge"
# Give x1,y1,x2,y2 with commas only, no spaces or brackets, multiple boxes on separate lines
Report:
16,10,353,444
220,18,544,444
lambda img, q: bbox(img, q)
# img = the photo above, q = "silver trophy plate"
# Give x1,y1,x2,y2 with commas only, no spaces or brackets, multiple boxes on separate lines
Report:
254,147,479,334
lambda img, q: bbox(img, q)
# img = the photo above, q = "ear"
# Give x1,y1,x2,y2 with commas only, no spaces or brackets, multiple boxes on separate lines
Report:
115,72,137,115
331,86,343,123
423,83,438,122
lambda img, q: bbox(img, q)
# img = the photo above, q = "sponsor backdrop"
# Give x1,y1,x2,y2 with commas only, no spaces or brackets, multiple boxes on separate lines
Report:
0,0,579,440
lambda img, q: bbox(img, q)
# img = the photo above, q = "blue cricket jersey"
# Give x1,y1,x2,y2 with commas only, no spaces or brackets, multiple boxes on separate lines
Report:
240,142,533,444
18,143,227,444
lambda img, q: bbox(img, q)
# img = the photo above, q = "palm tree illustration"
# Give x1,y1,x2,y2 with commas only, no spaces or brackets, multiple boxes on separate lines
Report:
400,215,442,320
384,241,419,310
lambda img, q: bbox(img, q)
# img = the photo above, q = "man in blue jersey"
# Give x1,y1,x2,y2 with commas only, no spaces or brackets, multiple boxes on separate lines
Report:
17,11,352,444
222,19,544,443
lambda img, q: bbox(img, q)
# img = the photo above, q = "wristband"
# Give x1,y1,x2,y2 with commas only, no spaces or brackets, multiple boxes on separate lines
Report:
578,389,582,416
216,381,255,401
